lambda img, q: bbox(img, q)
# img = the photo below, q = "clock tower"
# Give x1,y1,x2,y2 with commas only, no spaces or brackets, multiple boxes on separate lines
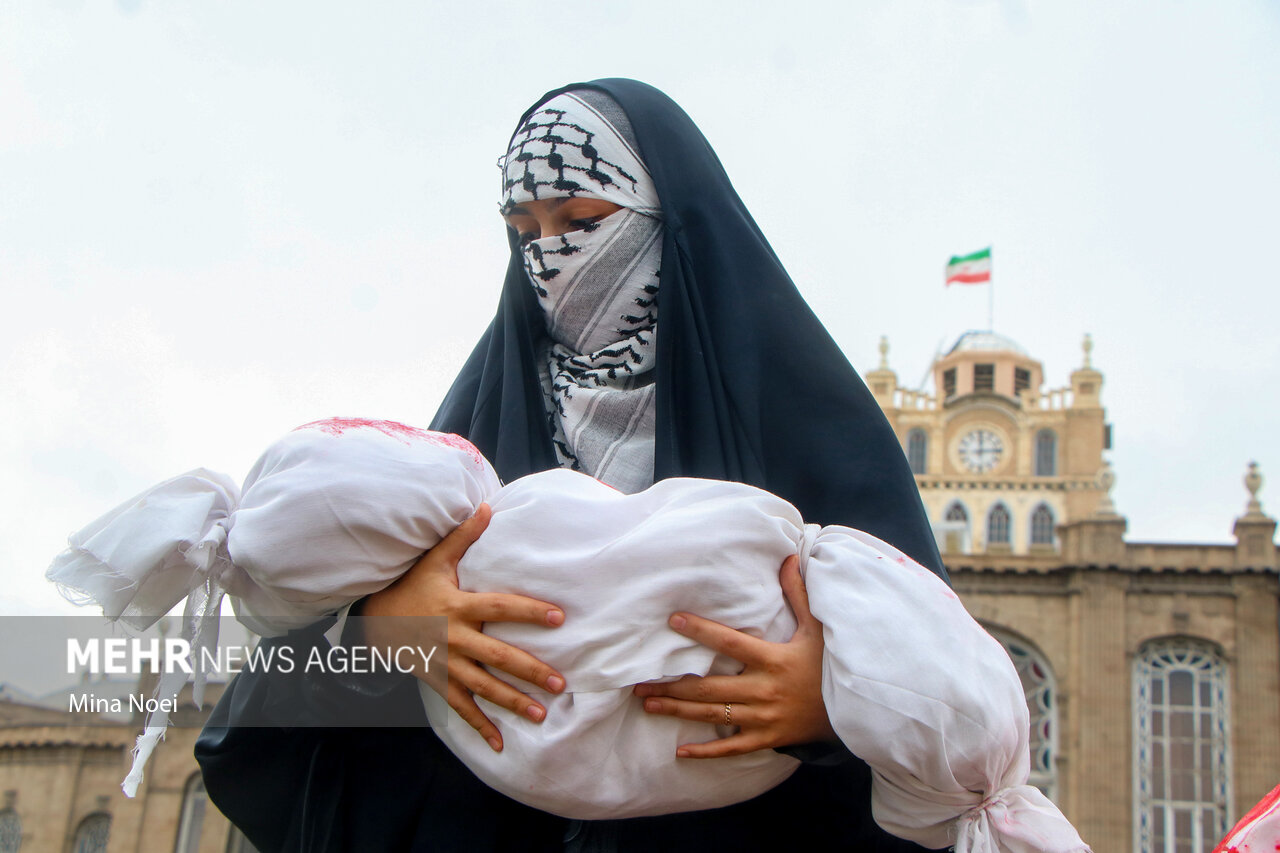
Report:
865,331,1110,556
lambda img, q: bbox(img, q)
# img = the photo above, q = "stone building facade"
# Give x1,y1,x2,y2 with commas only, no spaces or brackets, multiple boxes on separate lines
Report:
0,682,253,853
868,331,1280,853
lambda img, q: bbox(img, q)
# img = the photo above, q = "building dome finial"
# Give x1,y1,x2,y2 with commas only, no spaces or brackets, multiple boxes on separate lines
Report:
1244,461,1265,517
878,335,890,370
1082,333,1093,369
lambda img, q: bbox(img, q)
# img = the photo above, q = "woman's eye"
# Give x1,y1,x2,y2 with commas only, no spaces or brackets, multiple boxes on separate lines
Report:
569,217,603,232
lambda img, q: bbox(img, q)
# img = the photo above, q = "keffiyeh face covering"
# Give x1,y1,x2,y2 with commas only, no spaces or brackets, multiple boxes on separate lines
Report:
501,91,662,494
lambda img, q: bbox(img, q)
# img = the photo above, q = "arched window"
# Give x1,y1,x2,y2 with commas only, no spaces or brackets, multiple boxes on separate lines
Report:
1030,503,1055,546
986,502,1011,546
175,774,207,853
1035,429,1057,476
72,813,110,853
987,630,1058,800
1134,638,1231,853
0,809,20,853
906,429,927,475
939,501,970,554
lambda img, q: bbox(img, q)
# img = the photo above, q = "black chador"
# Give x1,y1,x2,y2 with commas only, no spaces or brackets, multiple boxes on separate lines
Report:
197,79,945,853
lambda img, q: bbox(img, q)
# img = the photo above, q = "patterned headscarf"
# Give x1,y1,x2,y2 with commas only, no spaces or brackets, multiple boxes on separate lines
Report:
500,91,663,494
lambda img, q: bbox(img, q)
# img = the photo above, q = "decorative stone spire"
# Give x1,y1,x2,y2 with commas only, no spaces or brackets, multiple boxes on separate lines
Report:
1243,460,1265,518
1060,457,1127,563
1070,332,1103,409
1234,461,1276,568
865,335,898,408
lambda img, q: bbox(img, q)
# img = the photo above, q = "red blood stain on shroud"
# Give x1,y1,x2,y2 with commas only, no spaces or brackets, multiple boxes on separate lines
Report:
294,417,485,463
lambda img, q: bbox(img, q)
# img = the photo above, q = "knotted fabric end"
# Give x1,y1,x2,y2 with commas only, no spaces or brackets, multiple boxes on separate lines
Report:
954,785,1091,853
795,523,821,579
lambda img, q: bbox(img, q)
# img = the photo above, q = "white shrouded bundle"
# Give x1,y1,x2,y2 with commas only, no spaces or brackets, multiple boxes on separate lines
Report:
47,418,499,796
48,419,1088,850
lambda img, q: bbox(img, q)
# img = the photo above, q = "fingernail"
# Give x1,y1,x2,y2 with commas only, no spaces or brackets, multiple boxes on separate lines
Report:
487,737,502,752
546,609,564,626
669,614,686,630
676,748,690,758
526,704,545,722
546,675,565,692
644,698,661,712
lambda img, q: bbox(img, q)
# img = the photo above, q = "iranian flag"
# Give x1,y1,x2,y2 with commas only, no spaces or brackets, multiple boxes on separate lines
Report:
945,247,992,286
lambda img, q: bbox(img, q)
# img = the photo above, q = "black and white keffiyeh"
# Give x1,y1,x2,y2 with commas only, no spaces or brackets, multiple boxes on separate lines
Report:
501,91,663,493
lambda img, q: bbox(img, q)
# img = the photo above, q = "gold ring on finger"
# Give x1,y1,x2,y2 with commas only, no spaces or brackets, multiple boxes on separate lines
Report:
724,702,733,727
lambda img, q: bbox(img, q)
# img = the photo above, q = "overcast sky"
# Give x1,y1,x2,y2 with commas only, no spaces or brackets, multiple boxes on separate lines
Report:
3,0,1278,618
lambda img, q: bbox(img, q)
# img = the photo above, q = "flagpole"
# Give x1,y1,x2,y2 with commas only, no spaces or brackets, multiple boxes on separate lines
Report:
987,250,994,331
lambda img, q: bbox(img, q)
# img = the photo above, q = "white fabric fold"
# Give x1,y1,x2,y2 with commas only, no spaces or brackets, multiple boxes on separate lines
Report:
48,469,240,628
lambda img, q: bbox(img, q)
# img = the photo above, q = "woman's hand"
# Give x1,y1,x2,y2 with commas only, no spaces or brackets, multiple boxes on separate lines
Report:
633,554,836,758
361,503,567,752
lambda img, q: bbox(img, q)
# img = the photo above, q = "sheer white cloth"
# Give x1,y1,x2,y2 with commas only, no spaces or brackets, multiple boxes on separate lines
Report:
48,419,1089,849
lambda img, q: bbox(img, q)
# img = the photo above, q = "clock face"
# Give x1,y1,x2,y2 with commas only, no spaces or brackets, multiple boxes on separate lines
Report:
958,428,1005,473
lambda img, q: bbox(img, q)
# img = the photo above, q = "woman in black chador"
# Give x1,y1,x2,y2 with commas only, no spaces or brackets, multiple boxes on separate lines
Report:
196,78,947,852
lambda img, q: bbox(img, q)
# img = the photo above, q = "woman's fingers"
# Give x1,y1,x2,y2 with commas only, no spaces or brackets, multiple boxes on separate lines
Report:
632,674,754,703
462,630,566,693
445,678,504,752
423,503,493,581
778,554,821,636
451,658,549,722
465,591,565,627
373,506,493,611
640,695,762,728
640,560,838,754
675,732,770,760
367,507,566,739
666,612,770,667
